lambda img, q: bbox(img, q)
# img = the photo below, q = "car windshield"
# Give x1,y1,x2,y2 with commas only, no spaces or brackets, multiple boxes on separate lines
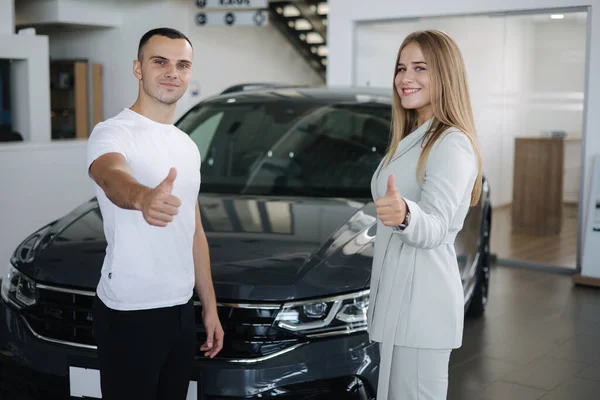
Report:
176,98,391,198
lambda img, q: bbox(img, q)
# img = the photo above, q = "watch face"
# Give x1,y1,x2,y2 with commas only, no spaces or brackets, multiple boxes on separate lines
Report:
403,212,411,227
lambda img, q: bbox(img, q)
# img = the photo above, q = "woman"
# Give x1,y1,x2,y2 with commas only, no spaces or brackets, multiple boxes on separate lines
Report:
368,30,483,400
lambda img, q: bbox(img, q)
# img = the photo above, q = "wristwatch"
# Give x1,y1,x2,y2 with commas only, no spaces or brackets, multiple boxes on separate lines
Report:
398,209,411,230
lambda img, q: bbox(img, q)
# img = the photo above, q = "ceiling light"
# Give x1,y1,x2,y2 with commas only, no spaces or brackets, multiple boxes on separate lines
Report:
294,19,312,30
283,5,301,17
551,14,564,19
317,3,328,15
317,46,328,56
306,32,324,44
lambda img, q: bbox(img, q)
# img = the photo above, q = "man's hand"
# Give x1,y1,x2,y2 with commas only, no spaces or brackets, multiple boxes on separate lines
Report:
375,174,407,227
139,167,182,227
200,309,224,358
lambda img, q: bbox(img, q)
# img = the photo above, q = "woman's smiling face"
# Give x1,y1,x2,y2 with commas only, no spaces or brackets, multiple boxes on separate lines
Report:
395,42,433,123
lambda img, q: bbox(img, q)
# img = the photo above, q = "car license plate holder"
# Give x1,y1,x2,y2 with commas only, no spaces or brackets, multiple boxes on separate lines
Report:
68,364,202,399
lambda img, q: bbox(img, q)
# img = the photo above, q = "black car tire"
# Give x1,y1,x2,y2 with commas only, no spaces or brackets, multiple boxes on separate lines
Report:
466,211,491,318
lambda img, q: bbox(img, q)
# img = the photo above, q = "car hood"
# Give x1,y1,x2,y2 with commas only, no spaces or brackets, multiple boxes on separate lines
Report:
13,195,377,301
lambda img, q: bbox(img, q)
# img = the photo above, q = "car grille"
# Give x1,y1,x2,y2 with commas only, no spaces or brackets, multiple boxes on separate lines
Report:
21,286,303,361
21,287,96,347
193,302,302,360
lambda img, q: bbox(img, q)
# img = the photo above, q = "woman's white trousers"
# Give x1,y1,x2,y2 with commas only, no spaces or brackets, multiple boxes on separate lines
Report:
378,344,451,400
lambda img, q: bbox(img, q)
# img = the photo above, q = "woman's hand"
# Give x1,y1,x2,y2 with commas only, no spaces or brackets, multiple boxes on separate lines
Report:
375,174,407,227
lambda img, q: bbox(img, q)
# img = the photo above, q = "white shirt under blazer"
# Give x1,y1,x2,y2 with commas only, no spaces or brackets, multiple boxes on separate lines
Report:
368,118,478,396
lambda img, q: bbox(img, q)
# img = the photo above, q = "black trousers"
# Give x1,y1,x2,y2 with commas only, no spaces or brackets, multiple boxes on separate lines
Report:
92,295,196,400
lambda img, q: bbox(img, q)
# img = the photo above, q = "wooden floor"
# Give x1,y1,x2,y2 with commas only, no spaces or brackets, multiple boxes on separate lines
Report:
490,204,578,269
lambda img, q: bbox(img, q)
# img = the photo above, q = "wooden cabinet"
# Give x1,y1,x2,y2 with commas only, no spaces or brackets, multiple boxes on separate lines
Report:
512,137,566,236
564,138,582,204
50,60,103,140
91,63,103,128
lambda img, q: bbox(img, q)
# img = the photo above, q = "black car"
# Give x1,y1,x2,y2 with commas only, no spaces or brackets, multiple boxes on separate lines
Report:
0,86,492,400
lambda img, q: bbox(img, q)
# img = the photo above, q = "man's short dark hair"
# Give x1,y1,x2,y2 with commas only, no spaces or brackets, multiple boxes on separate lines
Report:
137,27,193,60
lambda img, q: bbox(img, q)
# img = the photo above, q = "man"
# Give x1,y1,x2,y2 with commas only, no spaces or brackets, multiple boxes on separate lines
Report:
86,27,223,400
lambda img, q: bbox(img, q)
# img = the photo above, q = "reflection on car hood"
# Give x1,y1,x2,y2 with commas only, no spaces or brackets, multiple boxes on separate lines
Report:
14,195,378,301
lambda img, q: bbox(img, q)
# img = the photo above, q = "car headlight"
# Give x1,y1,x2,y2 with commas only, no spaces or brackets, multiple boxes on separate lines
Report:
1,264,38,309
275,290,369,338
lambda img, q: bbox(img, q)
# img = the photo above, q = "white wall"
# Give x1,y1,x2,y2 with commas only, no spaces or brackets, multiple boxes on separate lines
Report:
15,0,122,28
526,20,586,137
498,17,536,206
0,0,14,34
533,19,587,93
0,0,324,279
530,19,587,204
328,0,598,273
0,142,94,275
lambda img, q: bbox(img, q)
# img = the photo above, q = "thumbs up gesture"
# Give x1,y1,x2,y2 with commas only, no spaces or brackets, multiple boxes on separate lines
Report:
375,174,407,227
140,167,182,227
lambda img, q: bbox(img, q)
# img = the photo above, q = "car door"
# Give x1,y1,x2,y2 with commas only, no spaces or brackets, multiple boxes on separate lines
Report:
455,196,484,297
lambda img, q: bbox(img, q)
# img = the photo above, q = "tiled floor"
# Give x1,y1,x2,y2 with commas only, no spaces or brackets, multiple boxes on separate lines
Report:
448,265,600,400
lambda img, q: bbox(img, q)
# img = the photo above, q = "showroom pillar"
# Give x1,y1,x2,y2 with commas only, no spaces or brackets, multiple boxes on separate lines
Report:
0,0,14,34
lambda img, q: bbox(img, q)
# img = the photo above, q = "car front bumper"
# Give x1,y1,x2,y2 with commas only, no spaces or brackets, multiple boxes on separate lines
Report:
0,291,379,399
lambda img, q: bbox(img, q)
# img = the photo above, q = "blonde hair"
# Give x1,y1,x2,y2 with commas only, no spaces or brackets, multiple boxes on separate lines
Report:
384,30,482,206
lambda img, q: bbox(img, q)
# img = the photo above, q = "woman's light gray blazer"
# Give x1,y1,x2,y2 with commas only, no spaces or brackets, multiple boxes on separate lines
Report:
368,118,479,398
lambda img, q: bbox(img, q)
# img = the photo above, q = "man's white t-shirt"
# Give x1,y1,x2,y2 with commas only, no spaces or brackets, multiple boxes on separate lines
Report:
87,108,201,311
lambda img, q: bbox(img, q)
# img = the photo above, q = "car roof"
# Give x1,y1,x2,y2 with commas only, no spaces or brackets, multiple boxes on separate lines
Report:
201,86,394,106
